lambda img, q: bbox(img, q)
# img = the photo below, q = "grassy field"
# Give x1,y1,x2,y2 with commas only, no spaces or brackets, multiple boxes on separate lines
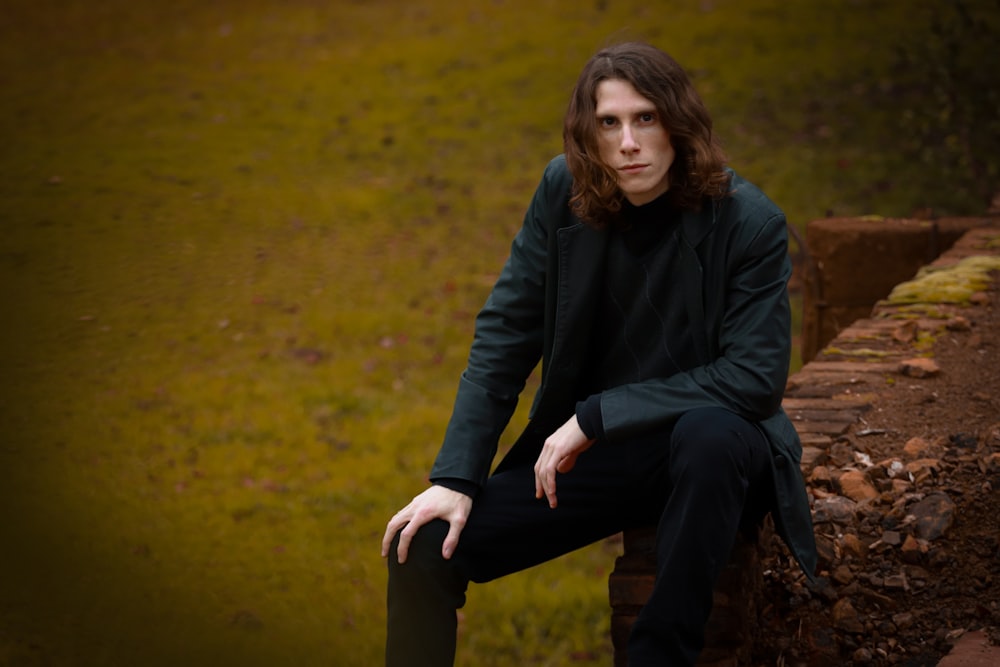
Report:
0,1,993,665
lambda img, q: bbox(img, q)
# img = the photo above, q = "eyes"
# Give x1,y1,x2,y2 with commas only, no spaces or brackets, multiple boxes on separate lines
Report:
598,112,658,129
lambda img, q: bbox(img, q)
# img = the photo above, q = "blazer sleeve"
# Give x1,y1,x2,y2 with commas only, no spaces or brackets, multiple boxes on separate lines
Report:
428,157,569,488
599,195,793,440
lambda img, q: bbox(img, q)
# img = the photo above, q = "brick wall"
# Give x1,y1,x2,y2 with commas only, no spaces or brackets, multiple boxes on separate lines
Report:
799,216,995,363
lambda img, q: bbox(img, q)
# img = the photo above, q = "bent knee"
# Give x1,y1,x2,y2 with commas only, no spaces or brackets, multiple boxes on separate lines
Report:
671,408,762,472
387,518,452,570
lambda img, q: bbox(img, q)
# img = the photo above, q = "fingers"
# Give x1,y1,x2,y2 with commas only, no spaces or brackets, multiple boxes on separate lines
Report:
380,525,395,558
534,415,594,508
382,486,474,563
381,513,400,556
533,454,546,501
538,451,579,506
381,508,411,560
534,453,558,509
543,480,557,508
441,515,466,560
535,429,569,508
395,519,418,564
556,451,578,474
389,505,431,565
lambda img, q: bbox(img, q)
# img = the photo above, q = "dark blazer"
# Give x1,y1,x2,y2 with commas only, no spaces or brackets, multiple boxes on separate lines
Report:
430,155,817,576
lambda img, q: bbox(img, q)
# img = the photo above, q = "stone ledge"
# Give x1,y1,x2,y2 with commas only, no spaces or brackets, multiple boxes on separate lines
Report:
787,224,999,454
799,215,999,362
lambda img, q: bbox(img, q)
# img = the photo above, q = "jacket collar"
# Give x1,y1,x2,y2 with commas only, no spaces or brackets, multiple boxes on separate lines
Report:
679,168,735,248
679,197,719,249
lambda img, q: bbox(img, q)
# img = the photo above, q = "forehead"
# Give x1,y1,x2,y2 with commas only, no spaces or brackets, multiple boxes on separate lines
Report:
595,79,656,116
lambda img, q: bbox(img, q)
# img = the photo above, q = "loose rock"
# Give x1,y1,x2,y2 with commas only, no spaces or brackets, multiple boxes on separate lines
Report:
908,493,956,541
899,358,941,378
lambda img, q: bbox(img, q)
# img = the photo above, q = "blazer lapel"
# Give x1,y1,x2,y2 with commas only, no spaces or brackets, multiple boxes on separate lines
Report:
678,201,718,366
531,223,608,422
503,221,607,471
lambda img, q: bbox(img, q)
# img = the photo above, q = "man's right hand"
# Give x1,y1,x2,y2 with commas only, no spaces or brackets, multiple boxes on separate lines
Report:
381,485,473,564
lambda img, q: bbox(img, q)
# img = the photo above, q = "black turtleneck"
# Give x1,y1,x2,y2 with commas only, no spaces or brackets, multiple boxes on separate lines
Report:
575,192,690,440
617,192,680,257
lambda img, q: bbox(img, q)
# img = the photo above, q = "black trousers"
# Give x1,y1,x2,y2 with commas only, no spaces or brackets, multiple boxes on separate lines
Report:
385,407,772,666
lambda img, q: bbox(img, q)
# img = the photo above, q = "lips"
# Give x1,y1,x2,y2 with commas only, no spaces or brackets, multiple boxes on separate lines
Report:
620,164,648,173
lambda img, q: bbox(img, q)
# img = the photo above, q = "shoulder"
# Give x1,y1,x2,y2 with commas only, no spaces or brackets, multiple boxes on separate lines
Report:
683,170,786,256
526,155,579,230
721,170,785,226
684,169,785,247
540,154,574,193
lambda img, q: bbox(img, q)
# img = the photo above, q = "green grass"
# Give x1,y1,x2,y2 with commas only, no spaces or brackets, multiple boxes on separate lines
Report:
0,0,994,665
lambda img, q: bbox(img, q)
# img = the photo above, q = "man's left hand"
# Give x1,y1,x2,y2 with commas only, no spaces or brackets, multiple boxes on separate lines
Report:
534,414,595,509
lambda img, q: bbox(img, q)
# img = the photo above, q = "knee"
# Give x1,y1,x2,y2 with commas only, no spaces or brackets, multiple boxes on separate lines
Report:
670,408,758,478
386,519,469,602
387,519,456,576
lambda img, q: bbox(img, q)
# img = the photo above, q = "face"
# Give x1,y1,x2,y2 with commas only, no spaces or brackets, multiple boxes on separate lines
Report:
594,78,675,206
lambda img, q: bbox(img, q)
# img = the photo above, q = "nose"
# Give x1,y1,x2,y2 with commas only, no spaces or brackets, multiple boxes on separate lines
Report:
620,123,639,153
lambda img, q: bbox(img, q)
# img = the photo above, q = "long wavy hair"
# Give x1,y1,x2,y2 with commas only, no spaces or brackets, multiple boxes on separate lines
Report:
563,42,729,228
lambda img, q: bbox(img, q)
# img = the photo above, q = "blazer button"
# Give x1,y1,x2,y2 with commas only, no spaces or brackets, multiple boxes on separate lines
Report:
774,455,788,469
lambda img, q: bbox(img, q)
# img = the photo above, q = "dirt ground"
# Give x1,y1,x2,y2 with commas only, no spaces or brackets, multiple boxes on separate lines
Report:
753,277,1000,666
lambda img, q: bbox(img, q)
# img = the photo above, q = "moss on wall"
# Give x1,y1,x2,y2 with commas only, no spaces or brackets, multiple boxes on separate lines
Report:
886,256,1000,305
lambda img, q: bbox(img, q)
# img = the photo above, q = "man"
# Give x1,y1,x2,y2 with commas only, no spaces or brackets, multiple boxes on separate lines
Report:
382,42,816,666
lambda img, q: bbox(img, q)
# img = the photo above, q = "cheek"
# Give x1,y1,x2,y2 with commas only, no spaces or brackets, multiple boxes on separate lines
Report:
597,136,616,160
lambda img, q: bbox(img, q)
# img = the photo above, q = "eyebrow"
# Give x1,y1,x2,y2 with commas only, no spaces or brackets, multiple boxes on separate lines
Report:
595,104,658,117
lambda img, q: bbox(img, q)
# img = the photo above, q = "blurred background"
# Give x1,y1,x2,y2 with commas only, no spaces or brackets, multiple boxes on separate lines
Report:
1,0,997,665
